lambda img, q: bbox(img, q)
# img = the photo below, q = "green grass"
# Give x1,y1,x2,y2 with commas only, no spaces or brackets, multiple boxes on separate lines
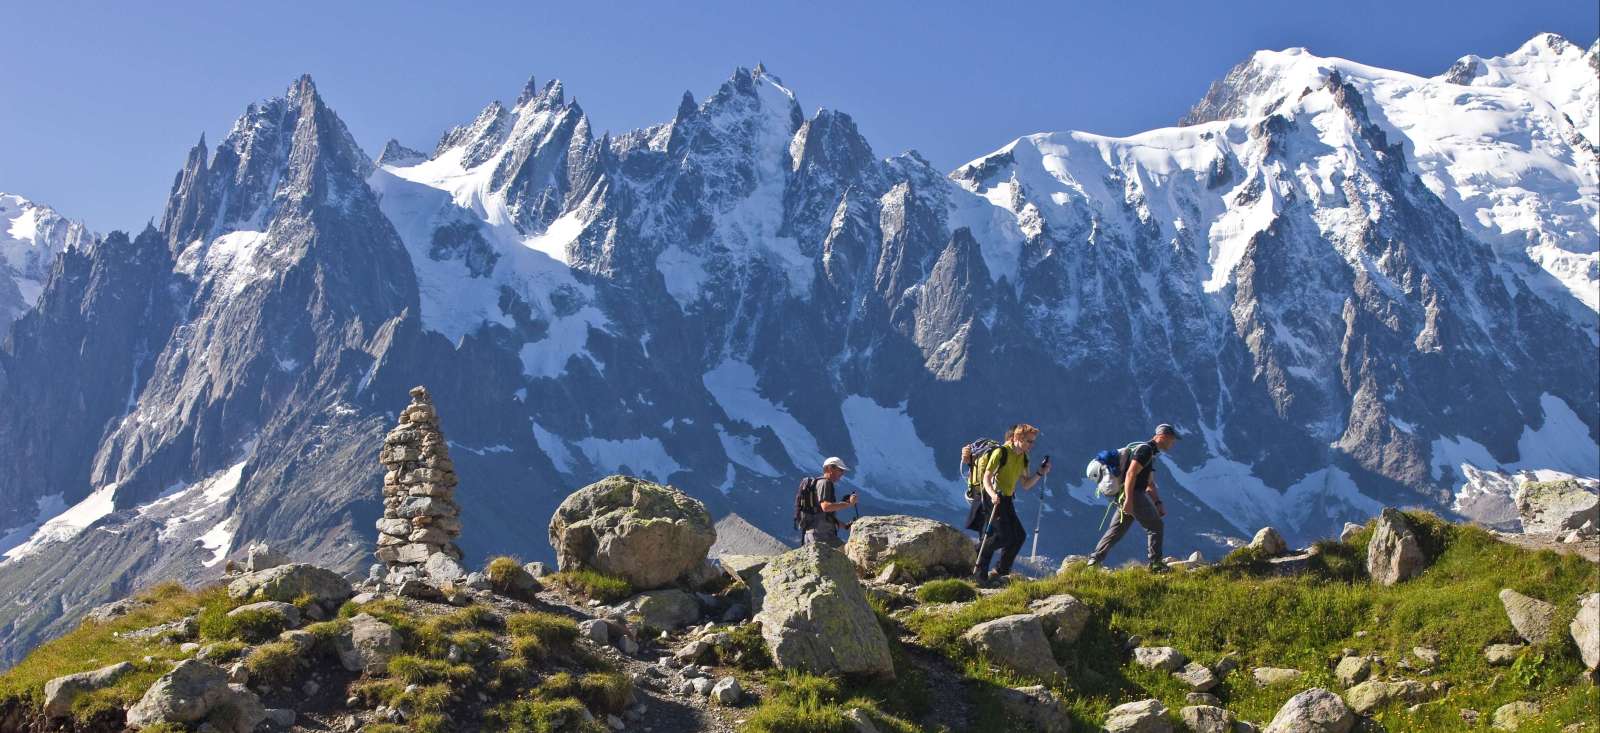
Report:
242,641,302,686
740,672,921,733
487,555,539,597
716,622,774,670
535,671,632,714
489,696,606,733
195,591,280,643
549,569,633,603
915,579,978,604
898,511,1599,731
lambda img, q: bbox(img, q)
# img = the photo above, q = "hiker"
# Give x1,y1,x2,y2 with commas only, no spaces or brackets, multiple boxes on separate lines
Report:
1087,423,1178,572
973,424,1051,584
797,456,857,547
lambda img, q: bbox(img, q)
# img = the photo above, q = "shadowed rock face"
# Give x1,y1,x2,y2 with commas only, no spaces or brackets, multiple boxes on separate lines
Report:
1,38,1597,664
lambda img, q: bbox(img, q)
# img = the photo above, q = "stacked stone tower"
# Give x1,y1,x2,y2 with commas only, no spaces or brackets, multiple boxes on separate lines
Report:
375,386,462,579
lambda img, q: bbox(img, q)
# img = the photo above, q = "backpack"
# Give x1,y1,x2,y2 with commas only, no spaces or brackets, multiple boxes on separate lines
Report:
962,438,1010,500
1086,443,1148,499
793,476,821,531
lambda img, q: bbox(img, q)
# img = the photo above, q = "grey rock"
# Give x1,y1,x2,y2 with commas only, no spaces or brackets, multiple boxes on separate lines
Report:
226,564,352,609
424,552,467,583
335,613,402,674
86,598,150,624
1491,701,1540,731
1571,592,1599,675
994,685,1070,732
1499,588,1559,644
549,475,716,589
710,676,742,705
1366,508,1426,585
844,706,880,733
1412,646,1439,665
1104,698,1172,732
1252,667,1303,686
227,600,301,629
42,661,134,718
125,660,266,733
721,554,771,610
265,707,296,727
842,514,973,579
1181,705,1236,733
278,629,315,655
1249,527,1287,555
1263,688,1354,733
579,619,610,644
1484,643,1524,665
1333,656,1371,687
755,544,894,678
1339,522,1364,544
1514,479,1599,533
690,676,715,696
963,614,1063,680
613,589,701,630
1133,646,1188,672
1344,678,1429,714
1174,661,1219,692
1028,593,1091,644
1186,693,1222,706
523,561,552,577
463,571,491,590
242,541,289,572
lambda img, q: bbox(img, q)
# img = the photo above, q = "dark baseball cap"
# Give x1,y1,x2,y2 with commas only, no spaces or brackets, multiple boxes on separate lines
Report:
1155,424,1182,440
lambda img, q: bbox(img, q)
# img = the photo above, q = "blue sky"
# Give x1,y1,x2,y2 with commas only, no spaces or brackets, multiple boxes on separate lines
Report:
2,0,1595,232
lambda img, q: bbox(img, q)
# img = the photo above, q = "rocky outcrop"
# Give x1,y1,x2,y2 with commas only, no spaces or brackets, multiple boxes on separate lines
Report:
1028,594,1090,644
962,614,1063,680
376,386,464,584
335,613,402,675
1366,508,1426,585
755,544,893,679
1515,480,1599,533
226,563,352,614
610,589,702,631
1263,688,1354,733
842,515,973,579
42,662,133,718
1499,589,1558,644
549,475,716,589
1571,592,1599,676
125,660,266,733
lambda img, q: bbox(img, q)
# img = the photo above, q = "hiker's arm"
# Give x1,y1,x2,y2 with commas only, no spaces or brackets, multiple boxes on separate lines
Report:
1123,459,1143,512
983,464,1000,503
1146,475,1165,516
1019,460,1051,490
820,494,857,512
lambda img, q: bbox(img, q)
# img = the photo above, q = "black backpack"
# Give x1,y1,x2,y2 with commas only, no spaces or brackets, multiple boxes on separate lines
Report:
793,476,821,531
962,438,1011,500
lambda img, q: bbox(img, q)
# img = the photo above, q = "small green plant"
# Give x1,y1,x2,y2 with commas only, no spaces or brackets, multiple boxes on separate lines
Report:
386,655,475,685
740,672,919,733
242,641,301,686
507,611,579,647
490,696,606,733
536,671,632,714
197,640,248,663
549,569,633,603
486,555,533,594
716,622,773,670
915,579,977,603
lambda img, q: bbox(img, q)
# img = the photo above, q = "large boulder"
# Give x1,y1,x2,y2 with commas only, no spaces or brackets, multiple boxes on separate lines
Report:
1343,678,1428,714
1499,589,1558,644
1514,479,1599,533
336,613,402,674
842,515,973,578
1250,527,1288,555
721,554,770,610
994,685,1071,732
1573,593,1599,676
1104,698,1171,733
1263,688,1354,733
226,563,352,612
1366,508,1426,586
43,662,133,718
1028,594,1091,644
963,614,1063,680
125,660,266,733
755,544,893,678
549,475,716,589
241,541,288,573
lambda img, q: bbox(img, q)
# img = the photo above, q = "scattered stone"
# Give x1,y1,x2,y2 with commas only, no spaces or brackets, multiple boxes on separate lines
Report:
336,613,402,675
1133,646,1188,672
612,589,701,630
1175,661,1219,692
710,676,742,705
86,598,150,624
1499,589,1559,644
125,616,199,642
1028,594,1091,644
842,514,973,579
1213,654,1239,677
963,614,1063,680
1253,667,1303,686
524,561,551,577
1187,550,1205,564
1104,698,1172,732
994,685,1070,733
43,662,134,718
755,544,894,678
1250,527,1288,555
549,474,716,589
579,619,610,645
1514,479,1599,534
690,677,715,696
125,660,266,733
1491,701,1540,731
1366,508,1426,586
1339,522,1363,544
1571,592,1599,677
1263,688,1354,733
1334,656,1371,687
1484,643,1524,665
1412,646,1440,666
1344,678,1428,715
616,635,639,656
1181,704,1235,733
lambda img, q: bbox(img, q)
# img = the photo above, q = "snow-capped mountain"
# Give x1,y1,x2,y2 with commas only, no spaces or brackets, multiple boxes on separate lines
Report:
0,193,93,329
0,37,1595,665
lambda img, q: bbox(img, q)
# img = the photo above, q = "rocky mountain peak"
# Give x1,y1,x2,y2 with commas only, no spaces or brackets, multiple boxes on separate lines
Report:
375,138,426,167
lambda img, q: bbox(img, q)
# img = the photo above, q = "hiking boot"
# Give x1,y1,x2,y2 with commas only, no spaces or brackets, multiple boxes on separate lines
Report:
972,570,992,587
1148,560,1171,574
1085,558,1110,573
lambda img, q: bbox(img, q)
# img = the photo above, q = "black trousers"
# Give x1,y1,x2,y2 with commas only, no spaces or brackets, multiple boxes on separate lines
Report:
1090,491,1164,563
975,495,1025,576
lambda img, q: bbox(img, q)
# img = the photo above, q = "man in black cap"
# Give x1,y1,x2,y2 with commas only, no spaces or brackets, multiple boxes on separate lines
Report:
1087,423,1179,572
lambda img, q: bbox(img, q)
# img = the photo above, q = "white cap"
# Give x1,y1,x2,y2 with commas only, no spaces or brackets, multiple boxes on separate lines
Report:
823,456,850,472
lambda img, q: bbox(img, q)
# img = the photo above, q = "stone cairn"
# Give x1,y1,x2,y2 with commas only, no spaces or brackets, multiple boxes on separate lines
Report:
375,386,462,582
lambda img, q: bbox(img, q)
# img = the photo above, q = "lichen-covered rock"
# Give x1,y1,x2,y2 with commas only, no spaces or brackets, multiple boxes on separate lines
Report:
549,475,716,589
1514,479,1599,534
242,541,288,572
994,685,1071,732
1253,667,1303,686
1104,698,1171,732
1344,678,1428,714
226,563,352,611
1484,643,1524,665
336,613,402,675
1491,701,1540,731
43,662,133,718
1334,656,1371,687
611,589,701,630
1571,592,1599,676
1366,508,1426,586
1133,646,1187,672
1250,527,1288,555
842,515,973,578
1181,704,1235,733
1263,688,1354,733
125,660,266,733
963,614,1062,680
755,544,893,678
1174,661,1218,692
85,598,150,624
1028,594,1091,644
1499,589,1558,644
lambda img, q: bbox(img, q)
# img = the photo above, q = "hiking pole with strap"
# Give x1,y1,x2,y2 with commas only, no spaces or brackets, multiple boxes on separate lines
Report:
1030,455,1050,563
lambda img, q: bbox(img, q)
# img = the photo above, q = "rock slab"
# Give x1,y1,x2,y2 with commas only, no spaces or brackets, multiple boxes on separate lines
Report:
1366,508,1426,585
963,614,1063,680
1104,698,1172,733
1264,688,1354,733
1028,594,1091,644
842,514,973,578
755,544,893,678
1571,592,1599,675
43,662,133,718
1499,588,1558,644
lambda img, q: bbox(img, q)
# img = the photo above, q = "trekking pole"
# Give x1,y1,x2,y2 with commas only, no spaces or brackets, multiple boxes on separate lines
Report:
1030,456,1050,563
971,498,1002,577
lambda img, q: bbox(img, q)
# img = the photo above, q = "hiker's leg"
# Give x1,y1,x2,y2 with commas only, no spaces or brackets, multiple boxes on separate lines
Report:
995,500,1025,575
1090,507,1134,561
1131,494,1165,563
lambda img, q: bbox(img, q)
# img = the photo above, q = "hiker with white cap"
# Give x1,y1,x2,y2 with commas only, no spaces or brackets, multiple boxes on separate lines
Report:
1086,423,1179,572
792,456,858,547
